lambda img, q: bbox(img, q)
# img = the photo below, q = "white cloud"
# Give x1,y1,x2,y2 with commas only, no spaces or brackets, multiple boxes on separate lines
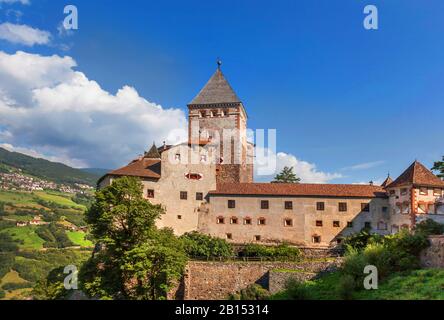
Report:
0,23,51,46
0,51,187,168
255,150,342,183
342,160,385,171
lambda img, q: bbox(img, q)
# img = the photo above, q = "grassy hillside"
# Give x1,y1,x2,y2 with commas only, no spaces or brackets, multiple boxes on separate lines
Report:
0,147,100,186
271,269,444,300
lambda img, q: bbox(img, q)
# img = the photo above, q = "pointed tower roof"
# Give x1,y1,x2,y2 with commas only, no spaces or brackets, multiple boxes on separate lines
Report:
388,160,444,188
144,142,161,159
380,174,393,188
189,67,241,105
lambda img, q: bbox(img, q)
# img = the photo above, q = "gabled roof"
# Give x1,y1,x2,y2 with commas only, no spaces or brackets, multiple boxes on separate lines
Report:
209,183,388,198
388,161,444,188
380,175,393,188
108,158,161,179
189,68,241,105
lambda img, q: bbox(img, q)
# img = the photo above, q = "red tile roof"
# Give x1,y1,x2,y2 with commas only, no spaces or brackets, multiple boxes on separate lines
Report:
209,183,387,198
108,158,161,179
388,161,444,188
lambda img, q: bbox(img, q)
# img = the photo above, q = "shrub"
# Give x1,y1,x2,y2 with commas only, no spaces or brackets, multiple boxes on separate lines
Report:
0,289,5,299
415,219,444,236
283,279,312,300
337,275,356,300
228,284,269,300
180,231,233,258
2,282,31,291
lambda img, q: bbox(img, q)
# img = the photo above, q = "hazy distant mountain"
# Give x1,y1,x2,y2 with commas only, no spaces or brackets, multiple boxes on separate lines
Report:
80,168,110,177
0,147,100,186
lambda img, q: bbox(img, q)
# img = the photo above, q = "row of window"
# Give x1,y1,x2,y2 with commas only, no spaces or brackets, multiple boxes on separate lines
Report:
198,109,229,118
223,233,324,243
228,199,370,212
147,190,205,201
390,188,442,197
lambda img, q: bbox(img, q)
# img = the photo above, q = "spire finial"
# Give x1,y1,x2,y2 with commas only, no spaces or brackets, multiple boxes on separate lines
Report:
216,57,222,70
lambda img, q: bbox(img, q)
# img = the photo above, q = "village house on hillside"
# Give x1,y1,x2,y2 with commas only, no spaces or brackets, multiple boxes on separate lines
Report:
99,65,444,247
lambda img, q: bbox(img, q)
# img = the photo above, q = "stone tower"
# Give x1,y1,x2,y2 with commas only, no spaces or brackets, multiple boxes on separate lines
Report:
188,64,253,183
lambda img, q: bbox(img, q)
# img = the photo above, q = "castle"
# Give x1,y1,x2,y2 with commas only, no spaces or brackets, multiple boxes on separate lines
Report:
98,65,444,247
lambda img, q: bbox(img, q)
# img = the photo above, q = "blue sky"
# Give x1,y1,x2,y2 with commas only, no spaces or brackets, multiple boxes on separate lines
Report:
0,0,443,184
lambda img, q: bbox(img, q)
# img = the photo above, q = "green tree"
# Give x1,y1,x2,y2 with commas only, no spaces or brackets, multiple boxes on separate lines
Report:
432,156,444,179
272,166,301,183
80,176,187,300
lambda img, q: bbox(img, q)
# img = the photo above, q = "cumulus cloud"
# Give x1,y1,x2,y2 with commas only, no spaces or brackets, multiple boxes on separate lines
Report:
0,50,340,178
255,149,342,183
0,51,187,168
0,23,51,46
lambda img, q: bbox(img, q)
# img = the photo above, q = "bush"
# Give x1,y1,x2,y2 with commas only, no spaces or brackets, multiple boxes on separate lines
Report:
415,219,444,236
36,223,74,248
228,284,269,300
2,282,31,291
341,229,431,291
337,275,356,300
283,279,312,300
180,231,233,258
0,289,5,299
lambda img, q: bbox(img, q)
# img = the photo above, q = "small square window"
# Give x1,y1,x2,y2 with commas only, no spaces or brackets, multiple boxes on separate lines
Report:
333,221,340,228
147,189,154,198
316,202,325,211
258,218,266,225
361,203,370,212
382,206,388,213
389,190,396,196
261,200,269,209
254,235,261,241
175,154,181,161
228,200,236,208
364,221,372,229
285,201,293,210
312,235,321,243
244,218,252,225
419,187,428,195
433,188,442,196
316,220,323,227
177,215,182,220
196,192,203,201
401,188,408,196
347,221,353,228
216,217,225,224
180,191,188,200
284,218,293,227
339,202,347,212
230,217,238,224
226,233,232,240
